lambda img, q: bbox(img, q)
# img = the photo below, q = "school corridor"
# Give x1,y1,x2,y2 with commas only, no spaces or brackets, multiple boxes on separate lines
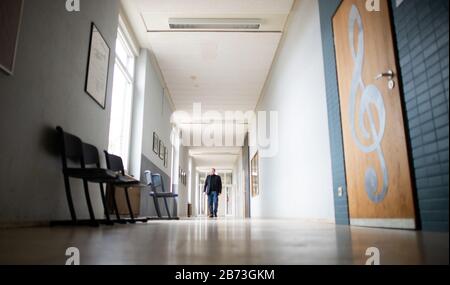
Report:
0,0,448,265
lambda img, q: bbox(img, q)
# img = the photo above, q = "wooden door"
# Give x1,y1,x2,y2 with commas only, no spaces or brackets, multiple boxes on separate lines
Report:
333,0,416,229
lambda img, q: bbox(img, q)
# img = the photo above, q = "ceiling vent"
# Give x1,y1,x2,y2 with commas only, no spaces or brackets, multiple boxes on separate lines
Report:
168,18,261,30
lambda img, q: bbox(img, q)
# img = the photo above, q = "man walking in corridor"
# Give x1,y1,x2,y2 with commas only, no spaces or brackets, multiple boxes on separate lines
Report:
204,168,222,218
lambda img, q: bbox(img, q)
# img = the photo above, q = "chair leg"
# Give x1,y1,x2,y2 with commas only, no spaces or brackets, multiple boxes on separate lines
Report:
99,183,113,225
163,197,172,219
124,187,136,223
152,196,162,218
63,174,77,224
111,186,126,224
82,179,98,227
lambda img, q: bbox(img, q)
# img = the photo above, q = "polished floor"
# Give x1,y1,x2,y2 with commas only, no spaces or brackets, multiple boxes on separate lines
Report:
0,219,448,265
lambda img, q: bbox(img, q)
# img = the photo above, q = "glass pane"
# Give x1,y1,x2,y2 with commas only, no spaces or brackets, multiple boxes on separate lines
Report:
115,31,135,76
115,36,128,68
225,173,231,184
108,63,133,170
226,187,231,215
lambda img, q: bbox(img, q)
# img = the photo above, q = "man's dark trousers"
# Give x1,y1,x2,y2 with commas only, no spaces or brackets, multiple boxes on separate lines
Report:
208,191,219,217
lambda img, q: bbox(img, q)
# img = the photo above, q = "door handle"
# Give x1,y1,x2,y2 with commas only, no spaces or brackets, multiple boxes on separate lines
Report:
375,69,396,90
375,70,395,80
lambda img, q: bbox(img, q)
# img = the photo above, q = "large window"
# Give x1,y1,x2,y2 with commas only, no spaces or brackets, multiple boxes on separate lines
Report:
251,152,259,197
108,22,136,171
170,128,181,193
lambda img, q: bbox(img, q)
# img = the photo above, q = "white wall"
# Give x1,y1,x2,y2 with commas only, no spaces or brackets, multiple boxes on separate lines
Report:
141,51,173,176
189,158,197,216
233,151,245,218
249,0,335,222
176,145,190,218
135,49,178,217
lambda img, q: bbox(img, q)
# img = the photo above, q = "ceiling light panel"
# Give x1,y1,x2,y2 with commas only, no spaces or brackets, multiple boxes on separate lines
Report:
168,18,261,30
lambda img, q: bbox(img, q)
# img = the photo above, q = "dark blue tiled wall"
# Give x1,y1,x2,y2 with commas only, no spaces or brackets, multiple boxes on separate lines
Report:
318,0,349,226
319,0,449,231
391,0,449,231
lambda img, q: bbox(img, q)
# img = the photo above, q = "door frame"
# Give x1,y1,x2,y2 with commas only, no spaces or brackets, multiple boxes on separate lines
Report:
330,0,420,229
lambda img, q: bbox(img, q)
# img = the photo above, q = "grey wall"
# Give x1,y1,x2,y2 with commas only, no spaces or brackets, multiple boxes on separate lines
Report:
318,0,449,231
0,0,119,223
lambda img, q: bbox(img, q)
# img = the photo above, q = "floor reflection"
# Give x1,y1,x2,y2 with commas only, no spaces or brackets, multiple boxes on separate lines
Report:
0,219,447,265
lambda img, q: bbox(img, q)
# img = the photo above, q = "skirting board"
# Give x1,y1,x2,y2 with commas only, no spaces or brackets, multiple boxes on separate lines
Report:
350,219,416,230
0,221,50,229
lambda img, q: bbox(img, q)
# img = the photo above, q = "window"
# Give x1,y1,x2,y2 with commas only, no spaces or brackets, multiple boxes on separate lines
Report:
251,152,259,197
107,22,137,171
170,128,181,193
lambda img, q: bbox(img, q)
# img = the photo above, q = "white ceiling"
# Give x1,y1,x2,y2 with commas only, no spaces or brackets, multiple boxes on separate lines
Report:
122,0,294,32
121,0,293,163
148,32,282,112
121,0,293,113
190,147,241,169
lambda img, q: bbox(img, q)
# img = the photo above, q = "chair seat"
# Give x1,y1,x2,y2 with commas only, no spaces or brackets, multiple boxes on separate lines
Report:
64,168,118,182
109,175,147,187
117,175,139,183
64,169,145,187
150,191,178,198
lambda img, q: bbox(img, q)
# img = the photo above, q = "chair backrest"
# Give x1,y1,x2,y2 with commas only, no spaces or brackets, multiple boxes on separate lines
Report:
82,143,101,168
144,170,152,186
104,151,125,175
151,173,166,193
56,126,85,169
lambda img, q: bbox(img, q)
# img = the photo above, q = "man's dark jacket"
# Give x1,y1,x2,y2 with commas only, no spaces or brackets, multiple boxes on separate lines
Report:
204,175,222,195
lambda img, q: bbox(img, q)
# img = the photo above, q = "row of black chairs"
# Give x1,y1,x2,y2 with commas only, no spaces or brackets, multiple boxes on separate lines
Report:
51,126,178,227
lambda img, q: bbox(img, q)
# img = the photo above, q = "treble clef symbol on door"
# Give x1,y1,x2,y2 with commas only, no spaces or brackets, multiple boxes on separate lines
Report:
348,5,388,203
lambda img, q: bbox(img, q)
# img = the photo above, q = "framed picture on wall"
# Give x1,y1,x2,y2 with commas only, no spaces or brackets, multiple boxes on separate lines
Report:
164,148,168,167
251,152,260,197
0,0,24,75
153,132,159,154
85,23,110,109
159,142,165,160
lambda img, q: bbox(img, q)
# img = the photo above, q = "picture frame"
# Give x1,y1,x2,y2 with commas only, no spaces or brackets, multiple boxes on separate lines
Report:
164,148,168,167
178,169,187,185
159,142,165,160
153,132,159,154
0,0,24,75
85,23,110,109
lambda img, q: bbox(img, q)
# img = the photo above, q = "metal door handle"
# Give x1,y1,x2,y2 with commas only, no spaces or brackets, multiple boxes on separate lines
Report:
375,70,395,80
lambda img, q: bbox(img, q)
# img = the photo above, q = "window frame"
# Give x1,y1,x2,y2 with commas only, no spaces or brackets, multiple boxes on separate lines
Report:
107,16,138,171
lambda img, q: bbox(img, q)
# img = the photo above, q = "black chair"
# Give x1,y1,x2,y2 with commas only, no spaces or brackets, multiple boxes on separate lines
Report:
52,127,119,227
145,171,179,220
104,151,149,224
